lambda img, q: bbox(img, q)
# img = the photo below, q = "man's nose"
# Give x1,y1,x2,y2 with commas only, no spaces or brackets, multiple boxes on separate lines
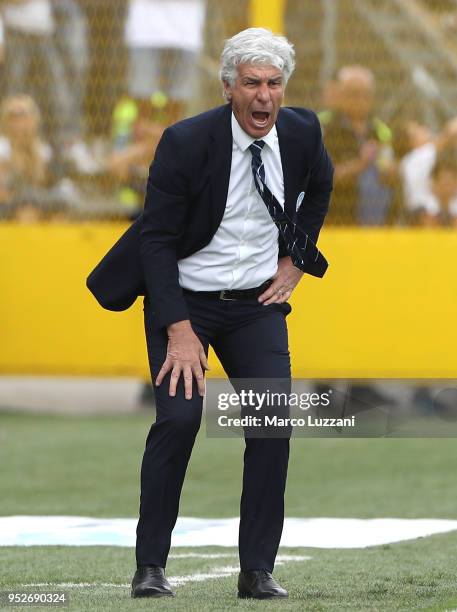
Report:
256,83,271,103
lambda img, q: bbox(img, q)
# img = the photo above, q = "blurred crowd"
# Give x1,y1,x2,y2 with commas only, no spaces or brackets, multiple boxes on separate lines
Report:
320,66,457,228
0,0,205,222
0,0,456,227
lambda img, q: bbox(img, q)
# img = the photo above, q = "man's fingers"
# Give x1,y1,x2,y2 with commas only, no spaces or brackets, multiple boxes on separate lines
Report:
258,283,280,303
183,365,194,400
155,359,172,387
160,359,206,398
200,347,210,371
277,288,292,303
260,284,291,305
168,365,182,397
192,364,206,397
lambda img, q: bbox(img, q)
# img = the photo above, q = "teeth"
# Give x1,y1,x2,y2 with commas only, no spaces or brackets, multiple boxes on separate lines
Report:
252,114,268,125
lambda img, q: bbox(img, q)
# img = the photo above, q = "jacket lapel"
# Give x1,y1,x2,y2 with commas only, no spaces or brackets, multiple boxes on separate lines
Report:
209,104,233,233
276,107,309,219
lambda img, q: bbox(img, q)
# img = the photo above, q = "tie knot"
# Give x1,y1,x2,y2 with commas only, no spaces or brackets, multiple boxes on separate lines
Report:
249,140,265,157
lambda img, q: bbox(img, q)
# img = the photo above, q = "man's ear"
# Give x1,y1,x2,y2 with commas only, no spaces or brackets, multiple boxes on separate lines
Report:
223,80,232,102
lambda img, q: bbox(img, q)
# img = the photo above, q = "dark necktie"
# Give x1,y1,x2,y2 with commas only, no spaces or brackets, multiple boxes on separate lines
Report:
249,139,328,277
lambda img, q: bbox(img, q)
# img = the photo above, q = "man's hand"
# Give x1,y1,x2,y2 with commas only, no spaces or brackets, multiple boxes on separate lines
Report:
258,257,303,305
155,320,209,400
334,140,378,185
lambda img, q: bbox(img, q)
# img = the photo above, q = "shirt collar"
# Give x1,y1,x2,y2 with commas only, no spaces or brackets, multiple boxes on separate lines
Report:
231,112,277,153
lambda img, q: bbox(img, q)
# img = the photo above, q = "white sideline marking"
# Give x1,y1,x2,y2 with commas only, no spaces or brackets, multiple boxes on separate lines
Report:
3,516,457,548
171,553,235,559
23,583,131,589
170,553,311,561
170,565,240,586
21,556,311,590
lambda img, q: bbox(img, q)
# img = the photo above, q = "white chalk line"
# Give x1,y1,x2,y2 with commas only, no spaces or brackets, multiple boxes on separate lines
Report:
170,553,310,561
21,554,311,590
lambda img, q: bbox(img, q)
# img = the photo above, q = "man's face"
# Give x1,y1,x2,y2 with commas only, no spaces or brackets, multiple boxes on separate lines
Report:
338,78,374,121
223,63,285,138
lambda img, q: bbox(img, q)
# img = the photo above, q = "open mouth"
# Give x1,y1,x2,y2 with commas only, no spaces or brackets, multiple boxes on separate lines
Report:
251,111,270,128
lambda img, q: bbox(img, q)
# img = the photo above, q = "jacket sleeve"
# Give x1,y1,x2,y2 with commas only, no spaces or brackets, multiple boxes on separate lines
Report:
140,126,190,328
298,112,334,247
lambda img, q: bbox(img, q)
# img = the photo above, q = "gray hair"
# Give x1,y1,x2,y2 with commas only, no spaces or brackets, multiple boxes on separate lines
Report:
220,27,295,90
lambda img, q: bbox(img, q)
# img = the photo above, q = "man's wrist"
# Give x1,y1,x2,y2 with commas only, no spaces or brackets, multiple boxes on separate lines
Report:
167,319,192,336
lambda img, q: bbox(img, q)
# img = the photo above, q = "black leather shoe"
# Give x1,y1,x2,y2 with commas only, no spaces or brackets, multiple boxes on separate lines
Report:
238,569,288,599
131,566,174,598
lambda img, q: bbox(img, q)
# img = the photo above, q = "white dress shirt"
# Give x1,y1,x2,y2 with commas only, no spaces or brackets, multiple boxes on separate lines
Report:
178,112,285,290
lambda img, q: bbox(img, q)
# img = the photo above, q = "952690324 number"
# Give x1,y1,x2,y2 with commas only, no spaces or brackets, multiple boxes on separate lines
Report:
0,592,68,606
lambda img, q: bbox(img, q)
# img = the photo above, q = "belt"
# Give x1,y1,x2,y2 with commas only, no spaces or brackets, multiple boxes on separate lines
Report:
183,279,273,301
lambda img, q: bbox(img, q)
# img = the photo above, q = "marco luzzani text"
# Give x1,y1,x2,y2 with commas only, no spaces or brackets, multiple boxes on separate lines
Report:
216,389,356,429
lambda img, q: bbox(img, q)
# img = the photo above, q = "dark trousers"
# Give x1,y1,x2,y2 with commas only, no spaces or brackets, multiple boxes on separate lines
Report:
136,291,292,573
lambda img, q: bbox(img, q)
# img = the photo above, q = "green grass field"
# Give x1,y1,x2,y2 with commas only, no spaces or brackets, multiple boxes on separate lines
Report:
1,410,457,611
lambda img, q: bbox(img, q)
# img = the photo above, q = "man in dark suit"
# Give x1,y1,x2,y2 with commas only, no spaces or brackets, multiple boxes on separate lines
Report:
87,27,333,599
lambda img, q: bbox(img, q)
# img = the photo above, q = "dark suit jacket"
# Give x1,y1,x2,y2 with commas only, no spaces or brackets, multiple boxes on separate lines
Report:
87,103,333,328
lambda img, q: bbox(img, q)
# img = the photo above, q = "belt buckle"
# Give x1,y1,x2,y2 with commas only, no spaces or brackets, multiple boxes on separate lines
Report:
219,290,236,301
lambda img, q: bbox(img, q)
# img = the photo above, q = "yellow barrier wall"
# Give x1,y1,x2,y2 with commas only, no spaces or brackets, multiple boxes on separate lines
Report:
1,224,456,379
